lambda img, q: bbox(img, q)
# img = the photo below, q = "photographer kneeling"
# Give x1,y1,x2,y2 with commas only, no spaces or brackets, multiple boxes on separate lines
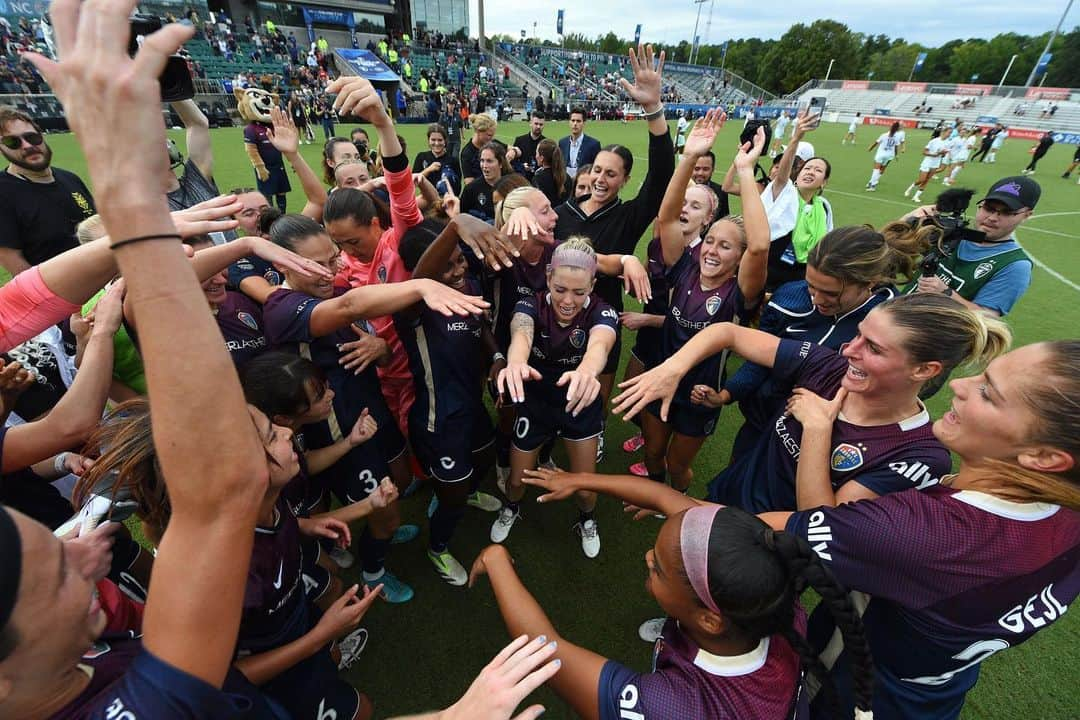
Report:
903,176,1039,317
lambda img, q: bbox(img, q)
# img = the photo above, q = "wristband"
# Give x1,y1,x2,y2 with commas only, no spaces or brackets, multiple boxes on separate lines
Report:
54,452,69,475
492,352,506,363
642,104,665,121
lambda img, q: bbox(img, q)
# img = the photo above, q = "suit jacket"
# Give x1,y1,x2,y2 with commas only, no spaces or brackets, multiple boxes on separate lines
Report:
558,134,602,174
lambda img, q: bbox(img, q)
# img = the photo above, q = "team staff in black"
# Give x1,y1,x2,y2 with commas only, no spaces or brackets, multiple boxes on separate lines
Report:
0,106,95,275
553,44,676,402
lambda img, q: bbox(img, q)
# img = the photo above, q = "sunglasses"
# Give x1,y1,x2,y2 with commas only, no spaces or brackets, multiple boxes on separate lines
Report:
1,132,44,150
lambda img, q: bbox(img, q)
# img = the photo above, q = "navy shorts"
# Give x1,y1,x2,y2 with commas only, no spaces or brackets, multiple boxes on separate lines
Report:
321,440,392,505
512,385,603,451
411,409,495,483
645,397,721,438
261,618,360,720
256,164,292,197
630,325,663,368
601,333,623,376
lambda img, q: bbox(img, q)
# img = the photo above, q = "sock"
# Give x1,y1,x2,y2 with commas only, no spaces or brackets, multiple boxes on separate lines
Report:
950,167,961,181
905,183,915,193
276,194,287,212
495,430,511,467
360,526,390,577
647,470,667,484
913,191,922,202
504,500,520,514
870,169,881,186
987,152,996,162
429,497,465,553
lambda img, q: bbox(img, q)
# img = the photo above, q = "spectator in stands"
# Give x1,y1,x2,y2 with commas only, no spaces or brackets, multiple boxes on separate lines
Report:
691,150,730,221
0,106,95,275
558,107,601,179
510,111,546,181
904,175,1039,317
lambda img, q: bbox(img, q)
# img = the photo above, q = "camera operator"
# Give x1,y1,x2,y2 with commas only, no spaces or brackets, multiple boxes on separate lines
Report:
902,176,1039,317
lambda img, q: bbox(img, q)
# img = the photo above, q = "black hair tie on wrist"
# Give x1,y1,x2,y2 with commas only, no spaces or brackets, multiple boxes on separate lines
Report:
109,233,184,250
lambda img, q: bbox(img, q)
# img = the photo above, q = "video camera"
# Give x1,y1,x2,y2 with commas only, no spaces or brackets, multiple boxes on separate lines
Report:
917,188,986,276
129,15,195,102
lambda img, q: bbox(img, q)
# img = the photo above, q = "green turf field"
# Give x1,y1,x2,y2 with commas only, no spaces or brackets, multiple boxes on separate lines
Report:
30,117,1080,718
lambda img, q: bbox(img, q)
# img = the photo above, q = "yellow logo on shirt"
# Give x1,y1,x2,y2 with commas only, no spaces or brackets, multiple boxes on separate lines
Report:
72,192,92,215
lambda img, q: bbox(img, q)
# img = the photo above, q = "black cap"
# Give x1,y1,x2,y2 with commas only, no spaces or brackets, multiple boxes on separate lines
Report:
980,176,1041,211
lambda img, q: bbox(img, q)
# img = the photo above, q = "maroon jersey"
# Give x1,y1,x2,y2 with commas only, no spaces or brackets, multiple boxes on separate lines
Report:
788,487,1080,718
514,292,618,387
598,615,808,720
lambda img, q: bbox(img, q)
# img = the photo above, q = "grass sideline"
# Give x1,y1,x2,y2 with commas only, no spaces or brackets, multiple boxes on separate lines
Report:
27,118,1080,719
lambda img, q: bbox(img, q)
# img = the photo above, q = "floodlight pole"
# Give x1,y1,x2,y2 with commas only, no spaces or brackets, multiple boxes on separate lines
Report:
824,58,835,83
1024,0,1073,87
999,54,1018,87
690,0,707,64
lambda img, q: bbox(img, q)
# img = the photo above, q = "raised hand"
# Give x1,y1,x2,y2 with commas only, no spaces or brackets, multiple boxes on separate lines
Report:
170,195,243,238
327,76,390,127
785,386,846,432
683,107,725,158
733,125,767,173
348,407,378,445
455,214,519,270
618,44,664,109
417,279,490,317
247,237,334,280
612,362,683,421
267,106,300,155
620,255,652,303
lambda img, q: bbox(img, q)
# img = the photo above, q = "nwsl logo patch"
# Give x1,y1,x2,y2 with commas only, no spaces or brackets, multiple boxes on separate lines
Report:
831,443,865,471
570,328,587,348
238,312,259,331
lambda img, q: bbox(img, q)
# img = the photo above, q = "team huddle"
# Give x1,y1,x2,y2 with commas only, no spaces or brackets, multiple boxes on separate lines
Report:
0,5,1077,720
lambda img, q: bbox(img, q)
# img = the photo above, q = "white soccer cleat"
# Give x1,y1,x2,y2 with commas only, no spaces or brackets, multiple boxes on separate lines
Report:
575,519,601,558
490,505,520,543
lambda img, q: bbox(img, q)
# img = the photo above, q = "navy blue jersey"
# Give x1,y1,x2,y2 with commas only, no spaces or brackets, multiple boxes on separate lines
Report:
51,638,282,719
215,290,268,366
515,292,618,385
657,248,756,398
489,245,554,350
238,497,307,654
598,617,807,720
395,275,487,432
788,487,1080,720
707,340,951,512
229,255,283,290
262,288,404,503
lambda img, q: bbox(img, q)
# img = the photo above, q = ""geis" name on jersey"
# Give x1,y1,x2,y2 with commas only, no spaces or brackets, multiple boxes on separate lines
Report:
998,583,1068,634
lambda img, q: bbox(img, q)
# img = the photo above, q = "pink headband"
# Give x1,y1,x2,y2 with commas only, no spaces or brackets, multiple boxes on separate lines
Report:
680,504,722,614
550,248,597,275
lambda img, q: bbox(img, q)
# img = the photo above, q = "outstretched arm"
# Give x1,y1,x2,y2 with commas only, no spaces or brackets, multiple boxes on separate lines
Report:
734,127,770,302
470,545,607,720
658,109,724,266
171,99,213,180
266,107,328,221
308,278,489,337
27,4,268,687
522,468,705,517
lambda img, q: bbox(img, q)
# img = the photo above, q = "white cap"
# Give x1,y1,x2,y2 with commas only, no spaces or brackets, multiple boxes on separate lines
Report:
795,142,816,162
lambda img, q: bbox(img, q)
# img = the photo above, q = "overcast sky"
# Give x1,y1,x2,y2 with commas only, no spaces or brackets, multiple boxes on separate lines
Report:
468,0,1073,47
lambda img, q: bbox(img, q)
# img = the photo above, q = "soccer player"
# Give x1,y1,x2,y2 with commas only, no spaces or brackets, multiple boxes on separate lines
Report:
494,240,618,557
1022,131,1054,175
905,132,949,203
469,504,875,720
262,214,488,602
939,127,970,187
394,215,518,585
865,121,904,191
1061,144,1080,182
75,398,380,720
637,114,769,493
554,44,676,431
674,110,690,159
721,224,929,462
772,110,791,154
614,293,1010,513
842,113,859,145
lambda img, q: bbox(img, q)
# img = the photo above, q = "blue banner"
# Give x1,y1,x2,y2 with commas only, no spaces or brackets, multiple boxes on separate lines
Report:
874,108,892,116
336,49,400,82
976,115,999,124
1035,53,1052,77
1050,132,1080,145
913,52,927,72
302,6,355,28
634,24,642,45
556,9,564,35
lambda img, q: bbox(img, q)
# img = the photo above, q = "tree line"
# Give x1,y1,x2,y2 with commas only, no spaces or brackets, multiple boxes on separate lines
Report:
492,20,1080,95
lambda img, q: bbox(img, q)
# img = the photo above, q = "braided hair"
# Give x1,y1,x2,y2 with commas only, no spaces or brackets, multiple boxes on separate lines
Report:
696,507,875,718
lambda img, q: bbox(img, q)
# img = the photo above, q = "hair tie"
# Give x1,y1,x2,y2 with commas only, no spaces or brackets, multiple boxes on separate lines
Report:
680,505,723,614
0,506,23,631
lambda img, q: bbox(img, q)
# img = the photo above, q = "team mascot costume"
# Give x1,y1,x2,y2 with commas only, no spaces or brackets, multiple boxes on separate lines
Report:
236,87,291,212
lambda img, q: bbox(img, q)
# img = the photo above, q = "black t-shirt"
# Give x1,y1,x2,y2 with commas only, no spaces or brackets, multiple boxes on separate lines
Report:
533,167,571,207
460,177,496,223
413,151,462,195
0,167,95,265
513,132,546,179
707,179,731,220
459,141,482,181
